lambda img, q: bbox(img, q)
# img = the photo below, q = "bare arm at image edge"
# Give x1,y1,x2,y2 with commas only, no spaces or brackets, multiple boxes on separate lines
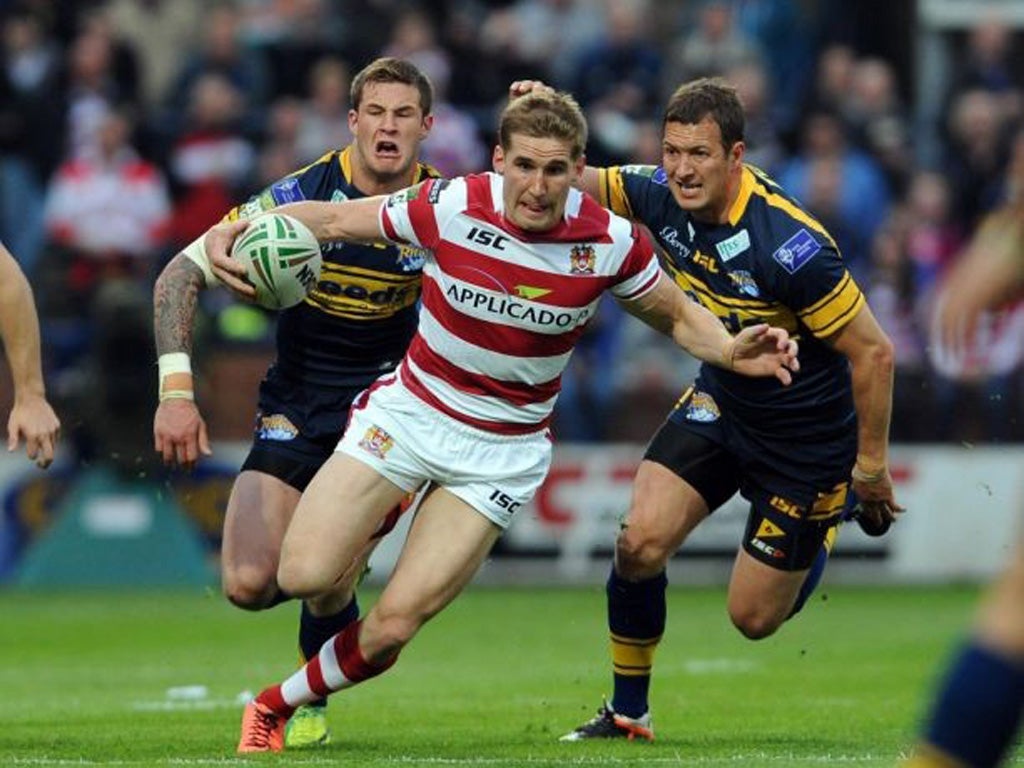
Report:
0,244,60,468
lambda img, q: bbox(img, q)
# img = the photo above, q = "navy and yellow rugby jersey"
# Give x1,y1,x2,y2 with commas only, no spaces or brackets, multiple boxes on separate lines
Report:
225,146,440,387
598,163,864,440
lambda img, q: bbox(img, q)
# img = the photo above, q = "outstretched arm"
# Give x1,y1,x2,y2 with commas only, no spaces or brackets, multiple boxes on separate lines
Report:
620,275,799,384
0,244,60,468
275,197,390,244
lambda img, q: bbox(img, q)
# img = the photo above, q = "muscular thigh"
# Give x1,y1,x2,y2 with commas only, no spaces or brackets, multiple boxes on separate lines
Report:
632,418,740,547
223,424,335,585
728,476,847,617
280,452,410,593
373,486,501,624
739,477,847,571
221,469,302,580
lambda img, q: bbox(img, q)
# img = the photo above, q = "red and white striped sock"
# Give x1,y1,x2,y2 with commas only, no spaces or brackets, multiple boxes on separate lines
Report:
255,619,397,716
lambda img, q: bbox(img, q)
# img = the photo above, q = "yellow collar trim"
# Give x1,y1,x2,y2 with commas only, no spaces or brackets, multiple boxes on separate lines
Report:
727,166,755,226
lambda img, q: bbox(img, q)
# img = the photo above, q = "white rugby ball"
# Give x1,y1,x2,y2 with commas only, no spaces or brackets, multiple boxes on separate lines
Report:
232,212,323,310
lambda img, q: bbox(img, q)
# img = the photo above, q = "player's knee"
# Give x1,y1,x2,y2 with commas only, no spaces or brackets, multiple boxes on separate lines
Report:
277,556,332,600
223,566,279,611
728,603,785,641
615,525,672,577
366,608,422,657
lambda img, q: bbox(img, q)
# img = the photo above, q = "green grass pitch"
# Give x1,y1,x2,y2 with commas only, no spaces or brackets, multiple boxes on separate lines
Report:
0,584,1020,766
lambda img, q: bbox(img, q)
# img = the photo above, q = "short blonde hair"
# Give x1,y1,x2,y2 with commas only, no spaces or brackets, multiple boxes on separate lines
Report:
499,90,588,159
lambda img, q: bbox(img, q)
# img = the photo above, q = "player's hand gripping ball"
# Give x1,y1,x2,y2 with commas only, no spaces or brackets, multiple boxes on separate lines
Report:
231,213,323,310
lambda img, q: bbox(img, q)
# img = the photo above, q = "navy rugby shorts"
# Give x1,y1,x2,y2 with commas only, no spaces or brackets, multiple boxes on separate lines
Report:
240,366,364,492
644,385,856,571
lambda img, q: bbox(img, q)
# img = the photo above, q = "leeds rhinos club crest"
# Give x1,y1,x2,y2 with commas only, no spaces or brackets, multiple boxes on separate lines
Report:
569,244,596,275
684,391,721,423
256,413,299,441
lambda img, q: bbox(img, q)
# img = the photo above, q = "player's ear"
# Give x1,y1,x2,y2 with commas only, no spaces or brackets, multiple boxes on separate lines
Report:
573,154,586,179
420,113,434,139
729,140,746,168
492,144,505,173
348,108,358,134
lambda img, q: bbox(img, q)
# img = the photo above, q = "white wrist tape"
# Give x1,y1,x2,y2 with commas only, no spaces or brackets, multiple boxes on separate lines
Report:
158,353,193,402
182,235,219,286
158,352,192,380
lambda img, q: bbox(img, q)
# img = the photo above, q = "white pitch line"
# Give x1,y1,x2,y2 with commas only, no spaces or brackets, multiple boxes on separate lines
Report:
8,754,1024,767
130,699,243,712
7,760,334,767
4,753,899,766
376,756,893,765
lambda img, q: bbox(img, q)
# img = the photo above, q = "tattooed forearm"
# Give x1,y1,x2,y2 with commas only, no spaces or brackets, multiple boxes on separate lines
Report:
153,254,206,356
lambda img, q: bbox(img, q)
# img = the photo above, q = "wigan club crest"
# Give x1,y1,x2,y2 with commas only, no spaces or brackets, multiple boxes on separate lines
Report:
358,425,395,459
569,244,596,275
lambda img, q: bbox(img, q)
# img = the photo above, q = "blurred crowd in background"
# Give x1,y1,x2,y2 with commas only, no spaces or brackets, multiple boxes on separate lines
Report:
1,0,1023,456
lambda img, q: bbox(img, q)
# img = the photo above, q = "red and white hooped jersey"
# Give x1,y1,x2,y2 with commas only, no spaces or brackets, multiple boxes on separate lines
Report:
379,171,662,434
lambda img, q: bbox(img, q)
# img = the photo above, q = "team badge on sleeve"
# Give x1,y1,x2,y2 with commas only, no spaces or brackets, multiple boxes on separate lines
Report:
386,182,424,207
270,178,306,205
426,179,450,204
772,229,821,274
620,164,659,179
358,425,395,459
569,244,596,275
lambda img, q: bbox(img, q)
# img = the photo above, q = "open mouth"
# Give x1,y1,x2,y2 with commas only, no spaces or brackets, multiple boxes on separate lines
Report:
375,140,400,158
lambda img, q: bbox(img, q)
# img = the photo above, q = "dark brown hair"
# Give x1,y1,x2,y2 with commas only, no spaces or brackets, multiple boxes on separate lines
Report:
350,57,433,116
664,77,745,150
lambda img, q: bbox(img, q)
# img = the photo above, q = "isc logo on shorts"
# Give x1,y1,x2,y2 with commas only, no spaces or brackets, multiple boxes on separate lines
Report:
749,536,787,560
488,489,521,514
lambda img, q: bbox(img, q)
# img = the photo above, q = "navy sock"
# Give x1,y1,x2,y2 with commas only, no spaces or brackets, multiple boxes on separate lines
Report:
789,542,829,618
921,641,1024,768
299,598,360,706
607,568,667,719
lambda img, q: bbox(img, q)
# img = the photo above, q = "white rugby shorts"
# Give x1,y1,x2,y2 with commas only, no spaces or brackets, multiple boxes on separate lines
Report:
336,374,553,529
